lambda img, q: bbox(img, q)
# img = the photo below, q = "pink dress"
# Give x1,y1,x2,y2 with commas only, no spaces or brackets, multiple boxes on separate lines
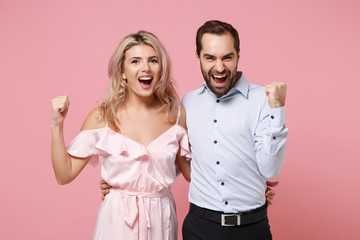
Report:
67,109,191,240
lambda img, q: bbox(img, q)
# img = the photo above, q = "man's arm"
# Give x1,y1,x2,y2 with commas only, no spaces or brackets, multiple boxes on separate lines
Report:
255,82,288,179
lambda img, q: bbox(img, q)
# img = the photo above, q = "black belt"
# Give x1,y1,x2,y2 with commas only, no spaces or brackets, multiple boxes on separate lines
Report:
189,203,267,226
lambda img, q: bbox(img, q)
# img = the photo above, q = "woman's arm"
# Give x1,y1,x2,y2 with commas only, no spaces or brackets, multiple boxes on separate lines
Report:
51,96,103,185
175,105,191,182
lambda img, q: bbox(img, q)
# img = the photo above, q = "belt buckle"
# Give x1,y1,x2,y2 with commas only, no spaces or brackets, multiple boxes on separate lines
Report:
221,214,241,226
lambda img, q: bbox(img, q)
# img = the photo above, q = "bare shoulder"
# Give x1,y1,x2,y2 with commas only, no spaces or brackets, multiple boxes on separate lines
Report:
80,107,106,131
178,105,187,130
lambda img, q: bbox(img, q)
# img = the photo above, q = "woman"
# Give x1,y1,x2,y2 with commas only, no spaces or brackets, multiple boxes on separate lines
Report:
51,31,191,240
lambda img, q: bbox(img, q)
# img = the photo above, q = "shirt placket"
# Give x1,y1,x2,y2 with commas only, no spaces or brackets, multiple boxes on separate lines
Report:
212,98,229,211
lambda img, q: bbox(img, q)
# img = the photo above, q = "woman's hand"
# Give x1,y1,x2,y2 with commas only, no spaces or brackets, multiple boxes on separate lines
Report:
52,95,70,126
265,180,279,205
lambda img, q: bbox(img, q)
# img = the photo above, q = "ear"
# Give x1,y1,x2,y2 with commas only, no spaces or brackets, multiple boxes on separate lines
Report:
121,73,126,80
195,51,200,65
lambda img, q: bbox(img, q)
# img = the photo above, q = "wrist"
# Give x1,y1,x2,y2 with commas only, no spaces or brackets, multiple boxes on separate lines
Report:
269,100,285,108
51,121,64,130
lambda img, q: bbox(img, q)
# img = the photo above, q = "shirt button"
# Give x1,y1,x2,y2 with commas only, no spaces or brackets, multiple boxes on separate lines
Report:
214,140,217,144
273,136,276,140
216,100,220,103
271,115,274,119
216,161,220,165
214,119,217,123
225,201,228,205
221,182,225,186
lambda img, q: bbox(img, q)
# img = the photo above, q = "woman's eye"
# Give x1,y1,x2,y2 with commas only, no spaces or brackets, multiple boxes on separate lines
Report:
131,59,139,64
150,59,158,63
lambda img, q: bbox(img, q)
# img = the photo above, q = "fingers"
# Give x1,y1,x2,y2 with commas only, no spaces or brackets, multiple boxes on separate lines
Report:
266,189,276,205
101,188,110,195
266,189,276,197
266,180,279,188
99,179,112,190
52,95,70,112
51,95,70,125
99,179,111,200
265,181,277,206
265,82,287,108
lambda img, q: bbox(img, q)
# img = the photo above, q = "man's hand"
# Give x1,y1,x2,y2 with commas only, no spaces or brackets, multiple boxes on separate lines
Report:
265,82,287,108
265,180,279,205
99,179,112,200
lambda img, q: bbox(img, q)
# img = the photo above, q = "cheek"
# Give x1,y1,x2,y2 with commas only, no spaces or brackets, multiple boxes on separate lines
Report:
226,63,237,72
201,64,212,74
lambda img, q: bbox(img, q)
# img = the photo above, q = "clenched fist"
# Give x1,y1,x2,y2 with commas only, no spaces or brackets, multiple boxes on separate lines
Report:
52,95,70,126
265,82,287,108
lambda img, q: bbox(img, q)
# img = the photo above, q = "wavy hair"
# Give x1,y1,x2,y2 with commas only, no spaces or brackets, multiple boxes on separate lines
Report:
100,31,179,132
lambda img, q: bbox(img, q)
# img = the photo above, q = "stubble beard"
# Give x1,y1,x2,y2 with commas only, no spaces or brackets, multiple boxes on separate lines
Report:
201,67,237,98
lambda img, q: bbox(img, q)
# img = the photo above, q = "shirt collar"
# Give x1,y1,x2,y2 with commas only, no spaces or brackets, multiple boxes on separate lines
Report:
231,72,249,98
195,72,249,98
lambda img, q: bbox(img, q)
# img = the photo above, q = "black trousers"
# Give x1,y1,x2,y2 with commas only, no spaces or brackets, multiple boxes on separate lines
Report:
182,210,272,240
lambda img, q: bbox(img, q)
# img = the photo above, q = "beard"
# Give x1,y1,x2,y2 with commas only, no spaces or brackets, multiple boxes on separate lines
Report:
201,66,238,98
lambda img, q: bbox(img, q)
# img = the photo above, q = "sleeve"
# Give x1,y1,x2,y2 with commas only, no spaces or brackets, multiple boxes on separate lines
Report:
179,129,192,162
67,129,105,169
254,100,288,179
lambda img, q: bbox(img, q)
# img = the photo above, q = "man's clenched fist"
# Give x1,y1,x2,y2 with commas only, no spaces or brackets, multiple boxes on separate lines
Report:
265,82,287,108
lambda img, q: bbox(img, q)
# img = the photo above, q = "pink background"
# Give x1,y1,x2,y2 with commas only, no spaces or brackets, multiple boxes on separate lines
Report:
1,0,359,239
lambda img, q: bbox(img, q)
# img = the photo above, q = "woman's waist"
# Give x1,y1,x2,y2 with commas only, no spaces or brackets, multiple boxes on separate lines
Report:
109,187,172,198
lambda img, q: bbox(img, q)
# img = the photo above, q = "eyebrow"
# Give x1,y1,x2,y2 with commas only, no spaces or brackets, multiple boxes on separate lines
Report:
222,53,235,58
129,55,158,61
202,52,235,59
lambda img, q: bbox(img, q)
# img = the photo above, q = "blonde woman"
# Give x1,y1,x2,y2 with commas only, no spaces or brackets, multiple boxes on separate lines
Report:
51,31,191,240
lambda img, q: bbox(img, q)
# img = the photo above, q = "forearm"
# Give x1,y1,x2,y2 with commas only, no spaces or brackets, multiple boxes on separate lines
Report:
51,123,73,185
257,128,287,179
180,161,191,182
176,155,191,182
255,107,288,179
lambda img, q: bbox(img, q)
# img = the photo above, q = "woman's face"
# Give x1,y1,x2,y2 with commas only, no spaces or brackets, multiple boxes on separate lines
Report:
121,44,161,99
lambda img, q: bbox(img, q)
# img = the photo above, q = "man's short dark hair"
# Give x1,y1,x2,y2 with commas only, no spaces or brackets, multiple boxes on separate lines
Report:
196,20,240,56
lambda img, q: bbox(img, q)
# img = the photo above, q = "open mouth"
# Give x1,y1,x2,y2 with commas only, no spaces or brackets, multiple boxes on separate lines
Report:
138,76,153,89
211,74,228,86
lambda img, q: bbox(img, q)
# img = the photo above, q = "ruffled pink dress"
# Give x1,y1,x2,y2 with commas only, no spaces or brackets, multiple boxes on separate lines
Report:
67,109,191,240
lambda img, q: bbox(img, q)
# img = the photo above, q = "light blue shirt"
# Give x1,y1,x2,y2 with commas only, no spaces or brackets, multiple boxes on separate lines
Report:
181,73,288,213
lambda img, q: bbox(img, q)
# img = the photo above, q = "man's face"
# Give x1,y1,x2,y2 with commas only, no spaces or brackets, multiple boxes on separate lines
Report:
198,33,239,98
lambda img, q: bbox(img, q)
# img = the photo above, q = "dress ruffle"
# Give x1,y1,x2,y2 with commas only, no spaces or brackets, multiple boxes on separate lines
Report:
178,127,192,161
67,126,151,168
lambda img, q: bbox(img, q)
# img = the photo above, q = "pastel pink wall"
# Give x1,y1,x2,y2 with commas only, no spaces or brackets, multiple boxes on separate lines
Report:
1,0,359,239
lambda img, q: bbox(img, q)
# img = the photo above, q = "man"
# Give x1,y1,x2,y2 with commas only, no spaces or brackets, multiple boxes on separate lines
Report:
180,20,287,239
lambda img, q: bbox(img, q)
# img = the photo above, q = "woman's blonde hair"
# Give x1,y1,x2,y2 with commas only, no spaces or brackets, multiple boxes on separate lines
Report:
101,31,179,132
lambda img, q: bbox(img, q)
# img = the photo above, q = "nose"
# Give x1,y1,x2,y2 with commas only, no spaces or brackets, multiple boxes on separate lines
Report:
214,59,225,73
142,61,150,72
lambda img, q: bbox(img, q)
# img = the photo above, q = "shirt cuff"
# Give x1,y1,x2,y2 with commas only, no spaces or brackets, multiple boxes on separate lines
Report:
269,106,286,128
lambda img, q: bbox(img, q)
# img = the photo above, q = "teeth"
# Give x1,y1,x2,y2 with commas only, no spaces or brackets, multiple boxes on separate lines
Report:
213,75,226,79
139,77,152,81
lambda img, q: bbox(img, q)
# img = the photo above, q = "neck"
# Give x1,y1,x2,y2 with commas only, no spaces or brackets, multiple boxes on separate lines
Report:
125,93,161,111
